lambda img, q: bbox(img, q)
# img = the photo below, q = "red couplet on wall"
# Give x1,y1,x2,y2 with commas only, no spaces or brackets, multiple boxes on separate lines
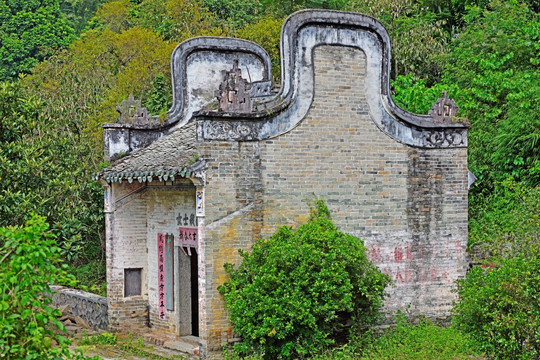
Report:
157,233,166,320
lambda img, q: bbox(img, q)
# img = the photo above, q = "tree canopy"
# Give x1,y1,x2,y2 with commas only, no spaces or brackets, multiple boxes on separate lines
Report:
0,0,75,80
0,0,537,357
0,0,536,309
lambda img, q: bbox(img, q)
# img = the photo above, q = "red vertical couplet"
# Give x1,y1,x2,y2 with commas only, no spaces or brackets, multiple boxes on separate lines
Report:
157,233,166,320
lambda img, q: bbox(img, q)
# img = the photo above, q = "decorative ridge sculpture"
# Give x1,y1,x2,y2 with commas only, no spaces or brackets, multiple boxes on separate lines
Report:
103,9,469,161
116,94,160,126
215,60,253,113
429,91,463,124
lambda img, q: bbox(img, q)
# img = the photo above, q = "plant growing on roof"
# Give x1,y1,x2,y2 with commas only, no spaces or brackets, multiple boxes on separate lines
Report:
218,200,391,359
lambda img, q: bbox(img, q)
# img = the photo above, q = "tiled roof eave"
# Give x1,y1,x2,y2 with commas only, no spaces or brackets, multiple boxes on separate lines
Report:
93,160,205,184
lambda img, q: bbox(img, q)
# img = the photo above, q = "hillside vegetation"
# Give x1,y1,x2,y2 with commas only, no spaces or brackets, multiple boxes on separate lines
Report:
0,0,538,358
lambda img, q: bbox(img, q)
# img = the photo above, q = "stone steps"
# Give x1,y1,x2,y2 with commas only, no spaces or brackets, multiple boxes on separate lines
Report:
143,333,199,358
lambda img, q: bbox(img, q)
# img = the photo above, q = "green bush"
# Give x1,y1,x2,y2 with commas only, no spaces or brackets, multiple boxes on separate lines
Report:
0,215,96,359
312,315,480,360
218,201,391,359
469,180,539,256
453,255,540,359
391,74,459,115
358,317,480,360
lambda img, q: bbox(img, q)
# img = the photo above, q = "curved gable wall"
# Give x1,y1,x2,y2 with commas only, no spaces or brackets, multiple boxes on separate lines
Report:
199,45,468,355
101,10,468,358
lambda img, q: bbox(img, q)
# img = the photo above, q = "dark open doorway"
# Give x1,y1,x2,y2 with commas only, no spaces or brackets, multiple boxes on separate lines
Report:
190,249,199,337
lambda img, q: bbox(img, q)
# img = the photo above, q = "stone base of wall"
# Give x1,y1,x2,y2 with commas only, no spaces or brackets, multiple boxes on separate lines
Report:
108,297,148,332
50,286,108,330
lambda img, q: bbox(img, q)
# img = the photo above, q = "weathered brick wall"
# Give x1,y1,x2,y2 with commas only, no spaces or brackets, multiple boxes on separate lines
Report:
145,182,197,335
200,141,265,351
107,182,148,331
107,180,197,335
199,46,468,352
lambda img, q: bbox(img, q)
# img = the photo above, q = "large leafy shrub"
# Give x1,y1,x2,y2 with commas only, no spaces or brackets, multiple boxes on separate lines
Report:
0,0,75,81
469,180,539,256
0,81,104,272
219,201,391,359
0,215,95,359
452,255,540,359
311,315,479,360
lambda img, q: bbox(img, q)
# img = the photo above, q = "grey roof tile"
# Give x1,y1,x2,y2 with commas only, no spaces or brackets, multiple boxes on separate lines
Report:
96,122,198,184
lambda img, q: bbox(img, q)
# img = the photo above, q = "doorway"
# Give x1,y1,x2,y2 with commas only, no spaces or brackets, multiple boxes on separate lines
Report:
177,246,199,337
190,249,199,336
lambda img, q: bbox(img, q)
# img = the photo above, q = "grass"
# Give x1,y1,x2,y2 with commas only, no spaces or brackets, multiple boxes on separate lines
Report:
76,332,187,360
224,316,484,360
356,319,482,360
75,317,484,360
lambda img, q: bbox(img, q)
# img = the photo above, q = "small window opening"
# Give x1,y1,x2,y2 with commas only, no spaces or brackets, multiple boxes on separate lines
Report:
124,268,142,297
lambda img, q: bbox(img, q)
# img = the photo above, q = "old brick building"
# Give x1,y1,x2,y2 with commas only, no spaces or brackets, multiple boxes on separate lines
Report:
97,10,469,358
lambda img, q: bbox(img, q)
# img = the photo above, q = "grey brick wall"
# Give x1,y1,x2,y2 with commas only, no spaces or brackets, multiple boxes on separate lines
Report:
107,181,197,335
103,44,468,359
199,46,468,352
107,182,148,331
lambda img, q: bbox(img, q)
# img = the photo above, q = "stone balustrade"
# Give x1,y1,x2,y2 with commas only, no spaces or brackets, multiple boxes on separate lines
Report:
50,285,108,330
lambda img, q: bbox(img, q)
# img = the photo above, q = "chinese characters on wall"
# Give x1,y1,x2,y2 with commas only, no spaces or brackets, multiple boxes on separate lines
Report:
157,209,198,319
178,227,198,256
176,210,198,256
157,234,166,320
176,211,197,227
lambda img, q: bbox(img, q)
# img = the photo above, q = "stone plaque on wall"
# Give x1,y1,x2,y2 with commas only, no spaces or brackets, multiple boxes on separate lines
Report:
165,234,174,311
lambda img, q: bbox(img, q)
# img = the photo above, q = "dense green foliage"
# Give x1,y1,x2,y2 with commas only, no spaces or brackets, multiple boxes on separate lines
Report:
392,74,449,114
0,81,105,290
453,255,540,359
224,316,481,360
391,0,539,253
0,215,96,359
319,318,480,360
236,16,283,79
203,0,263,29
219,201,391,359
0,0,75,81
0,0,537,356
60,0,106,33
444,0,539,190
469,181,539,260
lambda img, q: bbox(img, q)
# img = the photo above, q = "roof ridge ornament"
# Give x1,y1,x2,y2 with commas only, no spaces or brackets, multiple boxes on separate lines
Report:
428,91,460,124
215,60,253,113
116,94,159,126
